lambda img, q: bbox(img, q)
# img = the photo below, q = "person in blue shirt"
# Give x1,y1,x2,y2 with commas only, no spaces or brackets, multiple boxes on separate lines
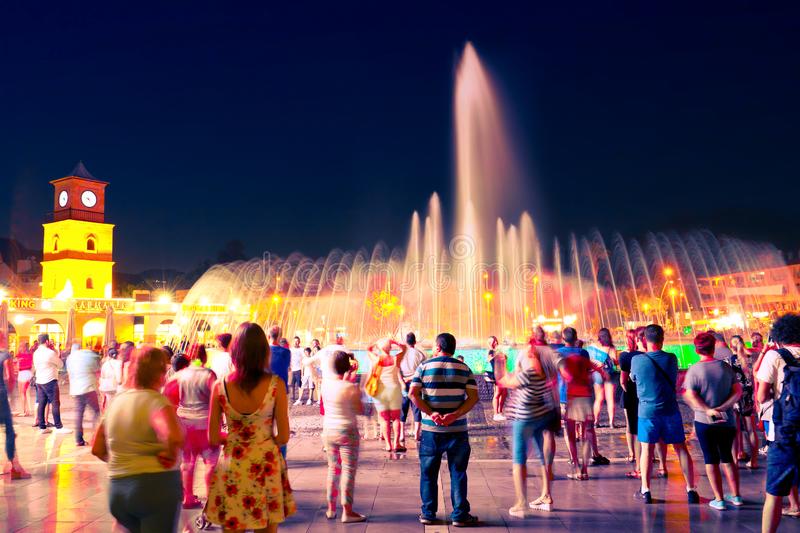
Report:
630,324,698,505
268,325,291,458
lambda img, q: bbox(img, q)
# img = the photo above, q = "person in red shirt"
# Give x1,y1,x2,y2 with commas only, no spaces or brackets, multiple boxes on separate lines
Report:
558,327,607,480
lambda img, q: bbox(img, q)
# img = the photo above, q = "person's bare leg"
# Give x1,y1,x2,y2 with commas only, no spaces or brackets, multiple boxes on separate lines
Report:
543,429,556,480
582,420,594,476
673,443,695,490
762,494,783,533
657,441,668,475
705,464,723,501
392,419,402,449
593,383,604,422
745,417,759,467
565,420,579,475
511,464,527,510
789,486,800,511
733,414,743,459
589,420,600,457
380,417,391,451
640,442,654,494
604,381,615,427
720,462,740,497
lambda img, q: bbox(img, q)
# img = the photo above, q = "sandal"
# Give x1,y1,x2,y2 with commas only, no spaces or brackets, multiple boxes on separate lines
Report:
782,507,800,518
657,468,668,478
326,510,337,519
529,496,553,512
580,473,589,480
566,472,582,480
625,470,641,479
626,455,635,463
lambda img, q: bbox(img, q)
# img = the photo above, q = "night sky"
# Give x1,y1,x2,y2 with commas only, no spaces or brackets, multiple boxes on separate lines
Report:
2,2,799,273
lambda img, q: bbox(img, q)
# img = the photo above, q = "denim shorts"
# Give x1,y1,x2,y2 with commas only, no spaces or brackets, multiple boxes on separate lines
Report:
638,411,685,444
766,441,800,497
512,412,555,465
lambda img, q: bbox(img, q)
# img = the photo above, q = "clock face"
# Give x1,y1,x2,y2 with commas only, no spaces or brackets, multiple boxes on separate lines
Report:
81,190,97,208
58,190,69,208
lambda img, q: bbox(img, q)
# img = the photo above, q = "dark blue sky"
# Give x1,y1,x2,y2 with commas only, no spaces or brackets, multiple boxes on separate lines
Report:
2,2,799,272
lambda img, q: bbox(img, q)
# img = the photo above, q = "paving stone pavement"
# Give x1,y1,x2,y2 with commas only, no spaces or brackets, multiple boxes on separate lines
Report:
1,389,799,532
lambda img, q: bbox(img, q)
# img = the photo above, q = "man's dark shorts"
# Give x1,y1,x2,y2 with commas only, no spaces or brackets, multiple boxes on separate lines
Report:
766,441,800,497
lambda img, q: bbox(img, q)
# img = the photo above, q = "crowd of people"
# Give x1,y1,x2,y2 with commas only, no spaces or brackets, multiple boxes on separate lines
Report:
1,312,800,532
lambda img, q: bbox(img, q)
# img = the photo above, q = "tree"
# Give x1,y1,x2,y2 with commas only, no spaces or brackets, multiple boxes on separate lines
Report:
216,240,247,264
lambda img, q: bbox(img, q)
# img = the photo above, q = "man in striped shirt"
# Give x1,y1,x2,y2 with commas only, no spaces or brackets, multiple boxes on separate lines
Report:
409,333,479,527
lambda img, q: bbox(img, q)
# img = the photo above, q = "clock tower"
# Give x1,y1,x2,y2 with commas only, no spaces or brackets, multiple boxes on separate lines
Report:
41,162,115,299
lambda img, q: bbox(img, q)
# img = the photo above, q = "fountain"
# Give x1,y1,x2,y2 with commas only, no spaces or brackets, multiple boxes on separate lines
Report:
173,43,797,368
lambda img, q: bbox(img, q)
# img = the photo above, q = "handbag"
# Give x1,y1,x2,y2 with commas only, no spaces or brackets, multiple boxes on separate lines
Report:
365,364,381,398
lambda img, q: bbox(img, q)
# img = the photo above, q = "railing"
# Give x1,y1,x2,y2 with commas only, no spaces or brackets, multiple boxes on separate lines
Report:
46,209,105,223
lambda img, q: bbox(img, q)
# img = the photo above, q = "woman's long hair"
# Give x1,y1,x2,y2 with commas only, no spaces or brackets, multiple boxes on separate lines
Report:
598,327,613,348
624,329,637,352
229,322,271,394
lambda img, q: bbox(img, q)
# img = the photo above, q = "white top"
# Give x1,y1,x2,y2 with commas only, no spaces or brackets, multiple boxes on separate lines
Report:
756,345,800,435
306,343,346,382
99,358,123,393
322,378,359,431
104,389,176,479
33,345,63,384
66,349,101,396
290,347,304,372
208,350,234,381
399,346,427,380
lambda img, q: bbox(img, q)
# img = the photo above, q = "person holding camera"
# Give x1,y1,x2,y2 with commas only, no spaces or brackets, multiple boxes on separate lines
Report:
683,332,743,510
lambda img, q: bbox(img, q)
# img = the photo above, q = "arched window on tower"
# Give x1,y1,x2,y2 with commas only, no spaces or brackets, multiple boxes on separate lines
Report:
86,235,96,252
53,235,59,252
86,278,94,290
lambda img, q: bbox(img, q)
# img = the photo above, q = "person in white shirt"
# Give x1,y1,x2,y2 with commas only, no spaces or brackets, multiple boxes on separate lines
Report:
208,333,233,382
399,332,426,444
33,334,71,435
67,344,101,446
304,334,347,412
290,336,304,405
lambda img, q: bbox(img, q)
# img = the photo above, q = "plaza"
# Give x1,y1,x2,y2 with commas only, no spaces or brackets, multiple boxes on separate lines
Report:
2,393,796,533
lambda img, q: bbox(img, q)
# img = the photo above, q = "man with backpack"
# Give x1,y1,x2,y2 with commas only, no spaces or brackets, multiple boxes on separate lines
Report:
757,313,800,532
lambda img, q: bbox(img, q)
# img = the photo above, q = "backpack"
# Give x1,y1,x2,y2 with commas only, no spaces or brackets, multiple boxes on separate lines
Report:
773,348,800,445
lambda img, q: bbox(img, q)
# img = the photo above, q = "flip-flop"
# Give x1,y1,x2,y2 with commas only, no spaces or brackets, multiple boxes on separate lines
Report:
626,471,641,479
566,473,582,480
782,508,800,517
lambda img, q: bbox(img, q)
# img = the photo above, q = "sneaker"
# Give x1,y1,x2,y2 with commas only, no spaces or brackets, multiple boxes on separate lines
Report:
687,490,700,504
591,455,610,466
75,440,87,447
293,400,302,406
418,514,436,525
306,400,313,406
725,495,744,507
452,514,479,527
39,428,52,435
709,499,726,511
54,427,73,434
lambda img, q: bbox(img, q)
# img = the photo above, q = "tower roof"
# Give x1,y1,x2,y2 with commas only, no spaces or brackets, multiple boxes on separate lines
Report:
70,161,96,180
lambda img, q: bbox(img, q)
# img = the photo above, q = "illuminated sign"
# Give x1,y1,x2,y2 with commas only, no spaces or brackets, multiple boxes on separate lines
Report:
181,304,228,314
74,299,134,313
7,298,38,310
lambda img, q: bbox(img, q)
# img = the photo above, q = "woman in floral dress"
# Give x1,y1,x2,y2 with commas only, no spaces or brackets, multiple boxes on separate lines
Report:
205,322,295,532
